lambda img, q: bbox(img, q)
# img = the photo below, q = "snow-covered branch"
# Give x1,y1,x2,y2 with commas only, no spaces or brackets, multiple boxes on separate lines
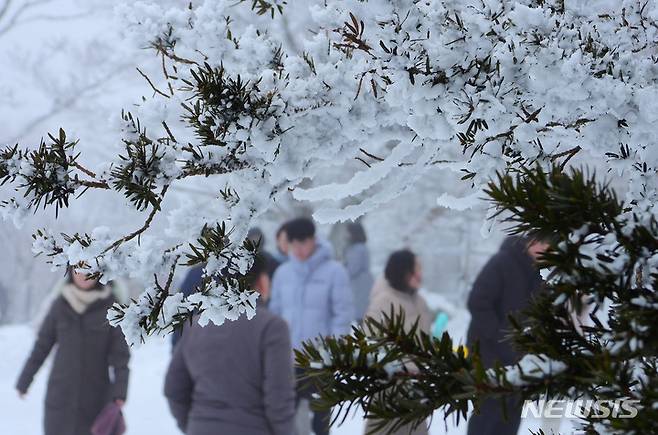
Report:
3,0,658,349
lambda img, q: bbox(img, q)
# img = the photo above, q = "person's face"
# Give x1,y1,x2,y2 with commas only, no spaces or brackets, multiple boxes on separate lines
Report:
255,273,271,302
277,231,289,255
527,240,550,261
72,270,98,291
407,259,422,290
289,238,316,261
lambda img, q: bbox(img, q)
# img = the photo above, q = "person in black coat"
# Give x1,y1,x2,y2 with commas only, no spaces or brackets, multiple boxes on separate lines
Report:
466,236,549,435
16,268,130,435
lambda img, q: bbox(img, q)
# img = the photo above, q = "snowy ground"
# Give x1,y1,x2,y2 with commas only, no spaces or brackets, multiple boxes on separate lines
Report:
2,322,578,434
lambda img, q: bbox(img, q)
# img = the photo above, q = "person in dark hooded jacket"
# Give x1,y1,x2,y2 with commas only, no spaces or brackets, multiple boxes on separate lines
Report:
466,236,549,435
16,268,130,435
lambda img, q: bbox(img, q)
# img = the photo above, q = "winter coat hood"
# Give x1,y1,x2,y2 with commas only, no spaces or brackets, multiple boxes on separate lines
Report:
466,236,543,366
500,236,533,264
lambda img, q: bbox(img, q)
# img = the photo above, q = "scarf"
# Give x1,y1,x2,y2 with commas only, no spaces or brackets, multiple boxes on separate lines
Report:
61,283,111,314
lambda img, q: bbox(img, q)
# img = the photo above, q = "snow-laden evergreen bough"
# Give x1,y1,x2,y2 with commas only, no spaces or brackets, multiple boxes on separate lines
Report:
1,1,658,430
297,166,658,434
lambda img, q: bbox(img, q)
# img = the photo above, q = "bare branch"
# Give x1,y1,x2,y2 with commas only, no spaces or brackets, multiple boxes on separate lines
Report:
76,179,110,190
359,147,385,162
355,156,371,167
71,161,98,179
136,67,170,99
102,184,170,254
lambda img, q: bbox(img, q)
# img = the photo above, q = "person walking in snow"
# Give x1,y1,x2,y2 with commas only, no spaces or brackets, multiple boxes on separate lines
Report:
164,256,295,435
466,236,550,435
364,249,432,435
343,221,374,322
16,267,130,435
269,217,354,435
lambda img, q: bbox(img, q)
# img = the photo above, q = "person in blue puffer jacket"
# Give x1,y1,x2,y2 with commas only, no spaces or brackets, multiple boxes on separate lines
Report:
269,216,354,435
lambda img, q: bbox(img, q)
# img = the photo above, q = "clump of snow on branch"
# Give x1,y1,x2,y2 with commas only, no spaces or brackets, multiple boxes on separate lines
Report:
491,354,567,387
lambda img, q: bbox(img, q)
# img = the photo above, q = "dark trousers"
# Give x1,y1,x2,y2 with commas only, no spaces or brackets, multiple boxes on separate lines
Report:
467,396,521,435
296,368,330,435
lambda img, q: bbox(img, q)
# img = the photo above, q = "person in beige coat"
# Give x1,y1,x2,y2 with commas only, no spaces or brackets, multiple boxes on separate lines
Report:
364,249,432,435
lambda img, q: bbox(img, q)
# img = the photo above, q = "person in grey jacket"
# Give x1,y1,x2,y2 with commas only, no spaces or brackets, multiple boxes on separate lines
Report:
164,256,295,435
16,268,130,435
344,222,374,322
269,217,354,435
466,236,549,435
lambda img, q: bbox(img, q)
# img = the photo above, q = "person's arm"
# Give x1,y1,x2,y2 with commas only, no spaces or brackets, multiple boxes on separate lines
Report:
262,317,296,435
329,265,354,336
16,301,58,395
164,336,194,432
108,324,131,402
